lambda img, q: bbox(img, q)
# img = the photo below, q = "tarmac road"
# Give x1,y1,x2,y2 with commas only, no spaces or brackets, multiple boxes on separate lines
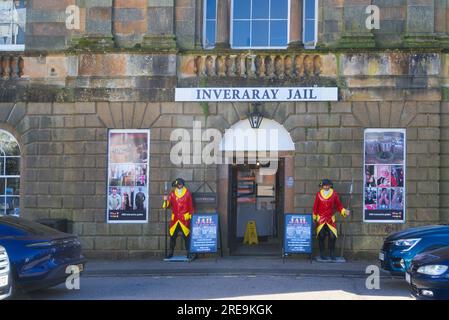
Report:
22,274,414,300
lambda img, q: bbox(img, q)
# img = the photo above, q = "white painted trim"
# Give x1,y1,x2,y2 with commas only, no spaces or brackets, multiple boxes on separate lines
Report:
0,44,24,52
219,118,296,152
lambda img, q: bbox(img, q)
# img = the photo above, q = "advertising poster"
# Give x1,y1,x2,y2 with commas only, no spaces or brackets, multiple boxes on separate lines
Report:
190,213,219,254
363,129,406,223
284,214,313,254
107,130,150,223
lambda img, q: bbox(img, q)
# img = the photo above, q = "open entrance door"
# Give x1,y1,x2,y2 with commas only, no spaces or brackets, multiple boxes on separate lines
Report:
228,159,285,255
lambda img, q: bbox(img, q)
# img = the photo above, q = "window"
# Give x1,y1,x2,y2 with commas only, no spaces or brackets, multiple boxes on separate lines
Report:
0,0,26,51
203,0,217,49
0,130,20,216
303,0,317,48
231,0,289,49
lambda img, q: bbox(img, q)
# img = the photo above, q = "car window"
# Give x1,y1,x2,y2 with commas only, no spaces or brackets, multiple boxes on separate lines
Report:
0,223,26,236
0,218,63,236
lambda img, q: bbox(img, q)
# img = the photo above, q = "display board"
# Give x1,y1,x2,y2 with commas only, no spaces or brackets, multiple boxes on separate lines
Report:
283,214,313,255
363,129,406,223
106,130,150,223
190,213,220,254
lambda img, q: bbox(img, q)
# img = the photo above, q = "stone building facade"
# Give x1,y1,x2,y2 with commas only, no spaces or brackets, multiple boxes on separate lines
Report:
0,0,448,259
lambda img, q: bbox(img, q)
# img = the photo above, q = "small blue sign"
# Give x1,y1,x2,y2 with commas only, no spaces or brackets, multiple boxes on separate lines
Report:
284,214,313,254
190,213,219,254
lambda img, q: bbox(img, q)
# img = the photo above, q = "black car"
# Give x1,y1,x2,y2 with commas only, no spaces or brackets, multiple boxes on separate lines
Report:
0,216,87,296
407,246,449,300
380,225,449,275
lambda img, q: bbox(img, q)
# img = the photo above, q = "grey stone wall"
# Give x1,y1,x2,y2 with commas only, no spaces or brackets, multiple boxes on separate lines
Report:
441,102,449,224
22,0,449,51
235,100,441,258
0,100,444,259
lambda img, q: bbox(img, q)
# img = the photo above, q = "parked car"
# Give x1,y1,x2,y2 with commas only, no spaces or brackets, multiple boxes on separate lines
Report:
406,246,449,299
0,216,86,296
0,245,11,300
380,225,449,275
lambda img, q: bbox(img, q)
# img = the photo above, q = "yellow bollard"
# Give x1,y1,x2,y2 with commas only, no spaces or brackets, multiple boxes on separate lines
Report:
243,220,259,245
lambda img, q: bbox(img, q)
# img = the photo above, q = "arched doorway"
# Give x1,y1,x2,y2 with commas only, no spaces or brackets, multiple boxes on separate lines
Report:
218,118,295,255
0,130,21,216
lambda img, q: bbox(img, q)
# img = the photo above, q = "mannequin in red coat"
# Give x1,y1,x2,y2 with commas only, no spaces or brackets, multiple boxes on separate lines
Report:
163,178,194,258
313,179,350,261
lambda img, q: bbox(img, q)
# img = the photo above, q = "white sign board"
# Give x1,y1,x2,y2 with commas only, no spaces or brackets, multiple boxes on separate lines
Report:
175,87,338,102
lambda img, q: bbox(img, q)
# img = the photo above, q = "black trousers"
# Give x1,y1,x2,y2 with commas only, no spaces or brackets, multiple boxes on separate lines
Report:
169,223,190,254
318,224,337,258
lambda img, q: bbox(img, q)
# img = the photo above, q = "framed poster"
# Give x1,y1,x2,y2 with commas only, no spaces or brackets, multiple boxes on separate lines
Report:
363,129,406,223
190,213,219,254
106,129,150,223
283,214,313,254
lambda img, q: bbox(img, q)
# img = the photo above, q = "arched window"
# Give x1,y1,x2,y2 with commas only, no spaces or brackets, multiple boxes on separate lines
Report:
0,130,20,216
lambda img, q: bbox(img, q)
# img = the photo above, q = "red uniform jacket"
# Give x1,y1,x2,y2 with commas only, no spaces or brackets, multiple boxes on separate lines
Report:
163,187,194,237
312,189,347,237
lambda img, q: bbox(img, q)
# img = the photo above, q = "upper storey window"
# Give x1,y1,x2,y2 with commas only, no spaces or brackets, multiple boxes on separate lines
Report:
303,0,317,48
0,0,26,51
204,0,217,49
231,0,289,49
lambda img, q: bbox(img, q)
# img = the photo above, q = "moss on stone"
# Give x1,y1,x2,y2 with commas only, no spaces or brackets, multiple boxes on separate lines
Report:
442,87,449,102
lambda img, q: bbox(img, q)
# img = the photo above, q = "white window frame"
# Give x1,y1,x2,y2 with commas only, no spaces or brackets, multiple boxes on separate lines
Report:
303,0,318,49
0,0,26,52
230,0,290,49
203,0,217,49
0,130,21,217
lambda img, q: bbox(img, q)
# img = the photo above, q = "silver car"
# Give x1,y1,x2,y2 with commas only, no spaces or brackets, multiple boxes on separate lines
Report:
0,245,11,300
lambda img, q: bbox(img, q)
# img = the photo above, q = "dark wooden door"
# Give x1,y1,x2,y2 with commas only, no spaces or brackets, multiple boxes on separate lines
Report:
228,164,238,254
275,158,285,241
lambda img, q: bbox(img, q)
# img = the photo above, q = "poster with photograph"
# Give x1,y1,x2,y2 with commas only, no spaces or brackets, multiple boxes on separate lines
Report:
107,130,150,223
363,129,406,223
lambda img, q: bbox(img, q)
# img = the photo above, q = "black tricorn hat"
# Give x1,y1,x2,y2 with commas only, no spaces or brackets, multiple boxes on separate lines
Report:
173,178,186,187
319,179,333,188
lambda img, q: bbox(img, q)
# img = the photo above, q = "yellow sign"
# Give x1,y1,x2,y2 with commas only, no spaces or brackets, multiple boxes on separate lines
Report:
243,220,259,245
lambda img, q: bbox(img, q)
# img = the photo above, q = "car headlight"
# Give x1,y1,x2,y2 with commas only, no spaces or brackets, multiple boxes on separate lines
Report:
417,265,448,276
393,238,421,251
0,245,10,274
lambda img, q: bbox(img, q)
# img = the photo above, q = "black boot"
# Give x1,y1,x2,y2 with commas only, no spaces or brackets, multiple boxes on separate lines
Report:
329,248,336,261
318,238,328,260
168,236,176,259
329,236,337,261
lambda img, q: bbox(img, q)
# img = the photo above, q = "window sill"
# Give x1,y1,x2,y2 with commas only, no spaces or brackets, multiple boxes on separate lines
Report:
0,45,25,52
231,46,288,50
